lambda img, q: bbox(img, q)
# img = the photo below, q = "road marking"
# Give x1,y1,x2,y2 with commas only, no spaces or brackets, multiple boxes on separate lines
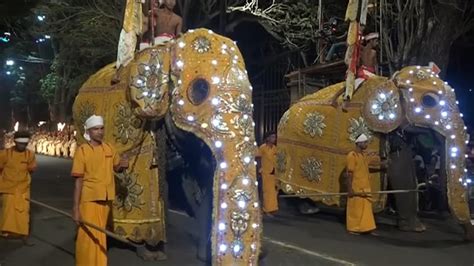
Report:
263,237,355,266
169,209,355,266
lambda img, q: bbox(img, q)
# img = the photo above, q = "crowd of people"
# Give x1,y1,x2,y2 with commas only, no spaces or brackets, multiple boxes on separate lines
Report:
3,131,77,159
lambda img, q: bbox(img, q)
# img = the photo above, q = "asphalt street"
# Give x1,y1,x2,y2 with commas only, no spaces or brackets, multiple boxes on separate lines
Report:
1,155,473,266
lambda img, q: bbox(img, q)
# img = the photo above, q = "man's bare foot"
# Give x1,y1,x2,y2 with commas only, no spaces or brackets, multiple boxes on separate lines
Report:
111,74,121,85
341,100,349,112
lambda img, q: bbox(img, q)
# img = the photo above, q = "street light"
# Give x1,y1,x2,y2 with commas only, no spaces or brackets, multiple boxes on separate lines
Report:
44,35,51,39
6,71,11,75
37,15,46,21
6,60,14,66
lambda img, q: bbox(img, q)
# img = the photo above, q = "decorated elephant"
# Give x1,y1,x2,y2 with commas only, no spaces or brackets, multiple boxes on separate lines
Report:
72,29,261,265
277,65,474,239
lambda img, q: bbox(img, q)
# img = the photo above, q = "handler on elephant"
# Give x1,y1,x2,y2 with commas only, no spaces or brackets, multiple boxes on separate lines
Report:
71,115,128,266
346,133,377,235
256,131,279,217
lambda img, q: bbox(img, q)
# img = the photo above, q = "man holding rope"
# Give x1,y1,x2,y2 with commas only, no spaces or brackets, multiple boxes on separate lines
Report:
71,115,128,266
0,131,37,246
346,133,385,235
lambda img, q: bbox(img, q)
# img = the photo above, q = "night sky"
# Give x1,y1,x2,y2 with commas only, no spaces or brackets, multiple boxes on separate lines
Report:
447,35,474,131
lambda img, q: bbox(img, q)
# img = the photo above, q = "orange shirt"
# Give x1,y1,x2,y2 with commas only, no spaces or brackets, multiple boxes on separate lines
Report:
256,143,277,174
71,143,120,202
0,148,37,194
346,151,371,192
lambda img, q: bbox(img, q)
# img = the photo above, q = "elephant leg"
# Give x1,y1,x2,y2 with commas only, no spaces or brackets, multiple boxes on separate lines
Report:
462,223,474,241
196,186,212,262
388,154,425,232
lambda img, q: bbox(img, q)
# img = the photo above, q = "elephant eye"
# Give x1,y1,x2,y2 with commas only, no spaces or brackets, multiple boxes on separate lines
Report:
422,93,439,108
188,78,210,105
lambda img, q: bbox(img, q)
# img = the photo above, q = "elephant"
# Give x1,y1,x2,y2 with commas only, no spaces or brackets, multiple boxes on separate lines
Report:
72,28,261,265
277,65,474,240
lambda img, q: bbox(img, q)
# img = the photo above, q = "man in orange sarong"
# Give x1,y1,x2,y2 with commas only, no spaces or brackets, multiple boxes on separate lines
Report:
71,115,128,266
0,131,37,245
256,131,279,217
346,133,379,235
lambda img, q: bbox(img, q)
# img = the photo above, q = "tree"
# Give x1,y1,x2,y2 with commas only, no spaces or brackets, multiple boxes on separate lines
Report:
378,0,474,75
32,0,125,122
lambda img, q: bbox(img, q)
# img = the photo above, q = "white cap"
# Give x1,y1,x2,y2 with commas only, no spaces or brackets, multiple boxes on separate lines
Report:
355,134,369,143
83,115,104,141
14,138,30,143
364,32,379,41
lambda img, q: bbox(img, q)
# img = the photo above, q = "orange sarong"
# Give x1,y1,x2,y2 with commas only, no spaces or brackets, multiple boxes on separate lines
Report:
346,151,376,233
0,192,30,236
75,201,110,266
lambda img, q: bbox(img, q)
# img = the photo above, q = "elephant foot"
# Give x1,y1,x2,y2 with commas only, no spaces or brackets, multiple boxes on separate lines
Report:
136,244,167,261
298,201,320,215
462,223,474,241
398,219,426,232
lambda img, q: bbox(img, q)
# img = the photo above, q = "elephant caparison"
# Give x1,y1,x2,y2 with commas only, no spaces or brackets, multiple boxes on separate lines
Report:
73,29,261,265
277,66,474,240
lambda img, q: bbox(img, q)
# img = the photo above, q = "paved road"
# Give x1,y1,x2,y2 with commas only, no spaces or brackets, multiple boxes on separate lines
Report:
1,155,473,265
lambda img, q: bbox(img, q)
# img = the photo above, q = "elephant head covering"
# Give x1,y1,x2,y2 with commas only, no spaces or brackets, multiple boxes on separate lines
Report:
355,133,369,143
83,115,104,141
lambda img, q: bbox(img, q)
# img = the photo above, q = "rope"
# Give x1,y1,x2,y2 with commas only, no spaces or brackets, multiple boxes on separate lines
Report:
28,198,141,248
279,189,423,198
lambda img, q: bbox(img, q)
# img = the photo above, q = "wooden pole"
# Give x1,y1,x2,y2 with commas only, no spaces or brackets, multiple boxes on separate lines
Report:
28,198,141,248
279,189,422,198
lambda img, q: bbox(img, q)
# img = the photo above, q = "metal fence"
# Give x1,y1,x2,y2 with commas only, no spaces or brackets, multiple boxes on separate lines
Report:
250,51,303,143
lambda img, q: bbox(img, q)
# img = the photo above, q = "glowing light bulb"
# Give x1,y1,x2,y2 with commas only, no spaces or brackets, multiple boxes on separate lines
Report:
243,156,251,164
212,76,220,84
441,111,448,117
178,41,186,48
425,114,431,119
220,162,227,169
176,60,184,68
218,223,226,231
221,202,228,209
439,100,445,106
242,178,249,185
219,244,227,252
221,183,228,190
415,107,421,113
201,123,208,128
215,141,223,148
211,60,218,65
238,200,246,208
187,115,195,122
252,223,258,229
211,97,219,105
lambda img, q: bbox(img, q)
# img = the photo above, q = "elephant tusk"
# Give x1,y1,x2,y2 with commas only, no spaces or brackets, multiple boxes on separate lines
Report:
279,189,424,198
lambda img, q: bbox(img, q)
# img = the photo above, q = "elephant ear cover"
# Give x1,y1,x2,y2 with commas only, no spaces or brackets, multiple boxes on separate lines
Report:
361,80,403,133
